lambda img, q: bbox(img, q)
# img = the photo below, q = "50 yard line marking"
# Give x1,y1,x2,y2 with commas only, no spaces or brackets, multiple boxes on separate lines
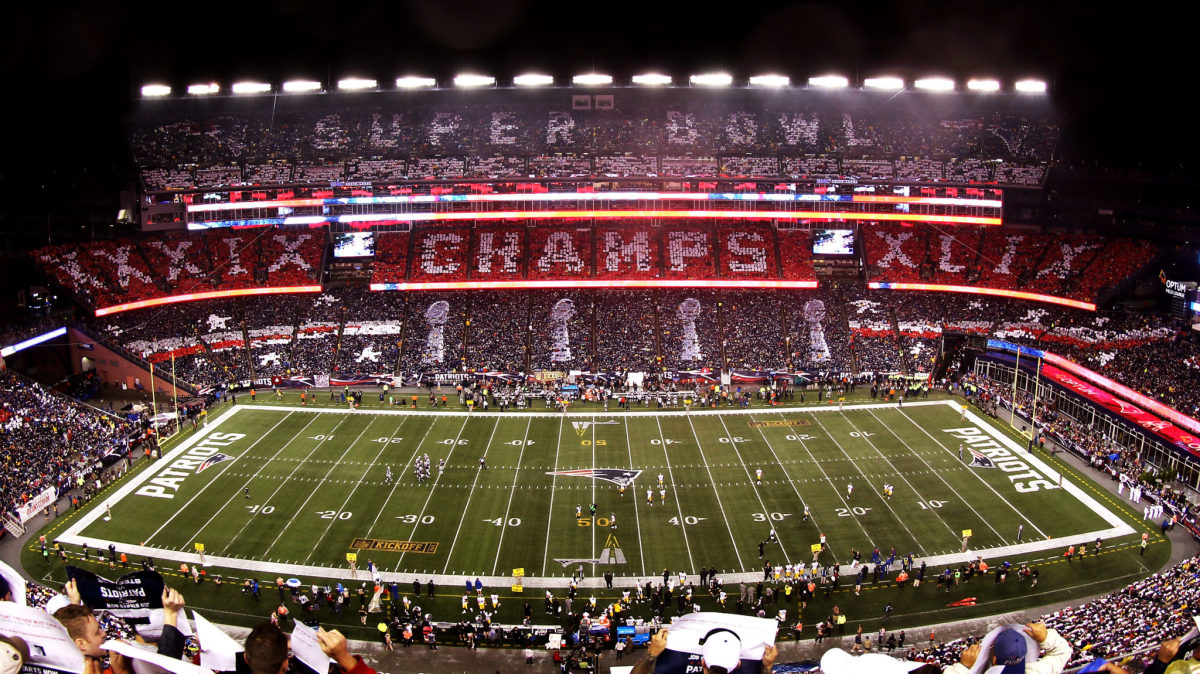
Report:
303,416,410,565
147,411,299,546
442,417,502,570
392,417,470,572
491,418,532,575
261,417,378,559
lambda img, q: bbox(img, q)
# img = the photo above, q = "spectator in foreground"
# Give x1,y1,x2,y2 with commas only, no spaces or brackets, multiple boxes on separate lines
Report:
244,622,377,674
944,622,1070,674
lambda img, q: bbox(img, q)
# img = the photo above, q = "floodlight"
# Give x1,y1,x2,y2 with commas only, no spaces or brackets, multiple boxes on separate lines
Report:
914,77,955,92
141,84,171,97
186,83,219,95
1015,79,1047,93
337,78,377,90
573,73,613,86
808,75,849,89
690,73,733,86
514,73,554,86
395,76,437,88
748,74,790,87
454,74,496,87
967,79,1001,92
282,80,322,92
863,77,904,90
632,73,672,86
232,81,271,94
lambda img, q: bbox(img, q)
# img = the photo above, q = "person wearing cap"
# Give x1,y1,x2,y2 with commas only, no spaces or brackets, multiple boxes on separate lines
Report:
630,628,777,674
944,622,1070,674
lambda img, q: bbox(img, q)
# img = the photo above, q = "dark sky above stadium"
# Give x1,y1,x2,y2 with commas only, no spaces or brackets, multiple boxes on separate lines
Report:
0,0,1189,220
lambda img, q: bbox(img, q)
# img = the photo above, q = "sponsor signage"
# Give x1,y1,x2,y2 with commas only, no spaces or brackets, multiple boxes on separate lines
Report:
747,419,810,428
349,538,439,553
18,486,58,523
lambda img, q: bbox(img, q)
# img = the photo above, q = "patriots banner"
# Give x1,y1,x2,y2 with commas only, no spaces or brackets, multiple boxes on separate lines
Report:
197,453,233,473
330,373,395,387
66,566,165,623
969,449,997,468
229,375,316,391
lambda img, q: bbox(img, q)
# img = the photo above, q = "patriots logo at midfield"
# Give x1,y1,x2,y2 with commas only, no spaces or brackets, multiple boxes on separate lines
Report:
968,449,996,469
197,453,233,473
571,420,620,436
547,468,642,487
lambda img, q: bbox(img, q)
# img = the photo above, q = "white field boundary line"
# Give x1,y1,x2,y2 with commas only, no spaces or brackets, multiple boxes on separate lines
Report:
54,400,1136,588
232,400,950,419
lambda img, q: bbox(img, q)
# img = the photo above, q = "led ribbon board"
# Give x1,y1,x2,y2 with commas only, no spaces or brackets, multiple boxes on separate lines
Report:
869,282,1096,311
0,327,67,357
370,279,819,291
94,286,323,317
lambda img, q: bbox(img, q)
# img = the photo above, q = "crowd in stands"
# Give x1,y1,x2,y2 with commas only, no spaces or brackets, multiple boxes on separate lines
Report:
130,92,1057,191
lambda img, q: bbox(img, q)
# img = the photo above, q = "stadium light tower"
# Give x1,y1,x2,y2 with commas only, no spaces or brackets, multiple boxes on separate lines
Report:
232,81,271,94
141,84,171,97
514,73,554,86
808,75,849,89
690,72,733,87
282,80,322,93
573,73,613,86
1015,79,1048,93
632,73,673,86
748,74,790,87
967,78,1001,92
337,78,377,90
863,76,904,91
454,74,496,87
914,77,955,92
395,76,437,88
186,83,220,95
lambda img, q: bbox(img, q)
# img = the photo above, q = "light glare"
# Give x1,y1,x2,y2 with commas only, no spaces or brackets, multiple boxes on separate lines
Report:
337,78,377,90
395,76,437,88
864,77,904,90
914,77,955,92
690,73,733,87
513,73,554,86
186,83,219,95
808,75,848,88
454,74,496,87
282,80,322,92
232,81,271,94
748,74,790,87
141,84,171,97
573,73,613,86
1015,79,1047,93
967,79,1001,92
632,73,672,86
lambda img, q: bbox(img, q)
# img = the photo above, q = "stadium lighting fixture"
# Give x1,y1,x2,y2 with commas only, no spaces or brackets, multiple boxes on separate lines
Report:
690,73,733,87
632,73,672,86
863,77,904,91
914,77,955,92
573,73,613,86
337,78,377,90
454,74,496,87
141,84,171,97
513,73,554,86
232,81,271,94
748,74,790,87
1015,79,1048,93
808,75,849,89
395,76,437,88
282,80,322,93
186,83,219,96
967,78,1001,92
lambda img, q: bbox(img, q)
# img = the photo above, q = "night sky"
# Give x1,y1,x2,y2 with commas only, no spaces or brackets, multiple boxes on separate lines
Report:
0,0,1189,228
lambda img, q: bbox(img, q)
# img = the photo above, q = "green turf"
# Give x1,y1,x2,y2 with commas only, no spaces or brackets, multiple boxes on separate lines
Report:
22,393,1171,643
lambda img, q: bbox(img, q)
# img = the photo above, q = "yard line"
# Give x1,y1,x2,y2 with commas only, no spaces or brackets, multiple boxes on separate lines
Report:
491,418,533,575
891,408,1047,540
303,417,410,564
261,418,377,558
442,417,502,569
152,412,306,546
540,416,567,576
590,417,597,574
703,416,785,563
773,412,875,546
362,418,439,537
653,417,696,572
834,411,961,542
392,417,470,572
712,415,792,563
809,414,927,555
223,415,356,552
748,420,824,543
864,408,1006,543
622,417,646,578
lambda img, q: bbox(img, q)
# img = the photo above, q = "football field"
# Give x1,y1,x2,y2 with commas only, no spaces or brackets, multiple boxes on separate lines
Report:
59,398,1134,587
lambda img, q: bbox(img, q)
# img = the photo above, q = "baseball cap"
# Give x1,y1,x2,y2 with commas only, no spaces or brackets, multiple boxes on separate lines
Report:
820,648,929,674
701,630,741,671
992,628,1030,673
